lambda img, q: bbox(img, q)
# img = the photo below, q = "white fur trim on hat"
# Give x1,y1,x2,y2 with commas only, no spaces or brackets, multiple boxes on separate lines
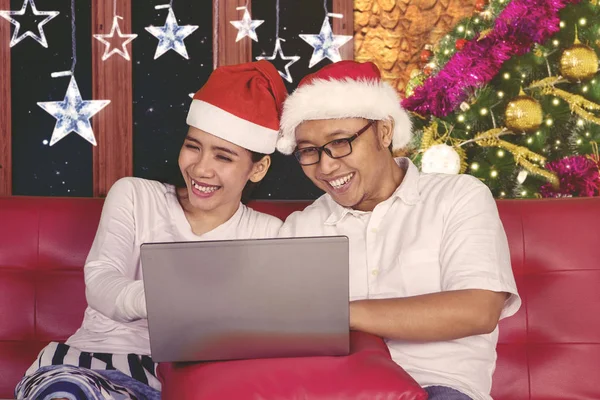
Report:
187,100,278,154
277,78,412,154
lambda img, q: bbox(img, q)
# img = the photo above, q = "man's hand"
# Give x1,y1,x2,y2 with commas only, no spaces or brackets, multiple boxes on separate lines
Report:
349,289,508,342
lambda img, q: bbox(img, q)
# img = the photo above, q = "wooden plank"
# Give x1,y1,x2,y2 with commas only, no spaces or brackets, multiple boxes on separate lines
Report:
332,0,354,61
91,0,133,197
0,0,11,196
215,0,253,67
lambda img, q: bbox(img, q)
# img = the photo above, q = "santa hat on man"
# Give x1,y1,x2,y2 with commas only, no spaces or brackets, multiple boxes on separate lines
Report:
187,60,288,154
277,61,412,154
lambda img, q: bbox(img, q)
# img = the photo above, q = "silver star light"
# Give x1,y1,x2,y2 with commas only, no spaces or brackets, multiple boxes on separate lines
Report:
230,7,264,42
299,16,352,68
0,0,59,48
38,76,110,146
93,15,138,61
145,6,198,60
256,38,300,83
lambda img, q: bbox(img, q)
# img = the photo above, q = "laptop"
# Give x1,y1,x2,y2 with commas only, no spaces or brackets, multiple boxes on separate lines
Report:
140,236,349,363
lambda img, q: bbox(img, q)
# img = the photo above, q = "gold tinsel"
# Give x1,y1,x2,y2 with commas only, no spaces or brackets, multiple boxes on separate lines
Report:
533,77,600,125
477,29,493,41
420,121,439,150
504,89,543,132
418,123,554,182
473,129,559,185
559,33,599,81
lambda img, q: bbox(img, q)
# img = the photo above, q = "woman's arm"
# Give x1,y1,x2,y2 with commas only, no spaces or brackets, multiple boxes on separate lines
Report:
84,178,146,322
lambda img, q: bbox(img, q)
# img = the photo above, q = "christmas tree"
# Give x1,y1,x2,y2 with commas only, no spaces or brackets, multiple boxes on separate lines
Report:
403,0,600,198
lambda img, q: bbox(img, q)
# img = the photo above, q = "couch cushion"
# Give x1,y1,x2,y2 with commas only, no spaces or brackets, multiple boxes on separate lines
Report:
158,332,427,400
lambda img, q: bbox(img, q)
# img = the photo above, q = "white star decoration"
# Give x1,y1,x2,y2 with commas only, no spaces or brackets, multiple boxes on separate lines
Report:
299,16,352,68
230,8,264,42
256,38,300,83
0,0,59,48
145,7,198,60
93,15,137,61
37,76,110,146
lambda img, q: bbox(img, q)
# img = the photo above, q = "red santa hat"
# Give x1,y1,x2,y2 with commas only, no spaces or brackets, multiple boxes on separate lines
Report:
187,60,288,154
277,61,412,154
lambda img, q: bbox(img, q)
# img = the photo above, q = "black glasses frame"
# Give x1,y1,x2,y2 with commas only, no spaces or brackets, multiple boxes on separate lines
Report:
293,120,376,166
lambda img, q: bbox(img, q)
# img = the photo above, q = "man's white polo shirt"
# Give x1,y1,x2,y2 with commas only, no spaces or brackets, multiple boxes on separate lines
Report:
278,158,521,400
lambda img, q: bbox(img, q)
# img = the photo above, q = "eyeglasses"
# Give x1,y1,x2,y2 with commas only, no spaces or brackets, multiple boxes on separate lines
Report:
293,120,375,166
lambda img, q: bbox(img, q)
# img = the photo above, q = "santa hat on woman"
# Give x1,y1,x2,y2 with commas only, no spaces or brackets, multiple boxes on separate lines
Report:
277,61,412,154
187,60,288,154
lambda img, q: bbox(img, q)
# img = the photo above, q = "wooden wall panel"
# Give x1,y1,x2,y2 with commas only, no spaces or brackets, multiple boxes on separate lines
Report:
0,0,11,196
91,0,133,197
333,0,354,61
215,0,253,67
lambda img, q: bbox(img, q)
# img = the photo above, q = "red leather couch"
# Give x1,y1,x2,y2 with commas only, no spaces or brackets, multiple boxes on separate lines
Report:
1,196,599,399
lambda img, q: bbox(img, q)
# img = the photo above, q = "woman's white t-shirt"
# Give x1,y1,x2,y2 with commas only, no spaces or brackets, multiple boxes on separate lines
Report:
66,177,282,355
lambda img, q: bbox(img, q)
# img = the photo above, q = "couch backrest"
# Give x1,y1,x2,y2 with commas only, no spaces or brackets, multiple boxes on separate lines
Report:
0,196,599,399
492,199,600,400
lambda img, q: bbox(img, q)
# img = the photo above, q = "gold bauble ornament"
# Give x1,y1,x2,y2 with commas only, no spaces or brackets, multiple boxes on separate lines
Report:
559,43,599,81
504,91,543,132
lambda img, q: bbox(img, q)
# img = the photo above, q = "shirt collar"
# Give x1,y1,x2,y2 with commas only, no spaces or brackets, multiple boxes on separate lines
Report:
324,157,421,226
393,157,422,206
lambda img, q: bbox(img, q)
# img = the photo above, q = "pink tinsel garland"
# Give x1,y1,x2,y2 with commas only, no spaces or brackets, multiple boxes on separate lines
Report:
539,155,600,197
402,0,580,117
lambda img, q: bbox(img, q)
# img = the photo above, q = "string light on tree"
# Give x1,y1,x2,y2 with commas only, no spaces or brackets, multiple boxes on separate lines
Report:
145,4,198,60
93,0,137,61
255,0,299,83
230,5,264,42
0,0,58,48
299,0,352,68
37,0,110,146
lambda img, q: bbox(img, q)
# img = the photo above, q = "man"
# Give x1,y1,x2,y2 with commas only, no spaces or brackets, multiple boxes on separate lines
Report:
276,61,520,400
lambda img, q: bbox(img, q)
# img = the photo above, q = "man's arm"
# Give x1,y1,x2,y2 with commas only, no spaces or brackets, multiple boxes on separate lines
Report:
350,289,508,341
350,175,518,342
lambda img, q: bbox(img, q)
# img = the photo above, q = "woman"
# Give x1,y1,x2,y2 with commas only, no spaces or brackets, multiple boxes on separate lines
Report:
16,60,288,400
